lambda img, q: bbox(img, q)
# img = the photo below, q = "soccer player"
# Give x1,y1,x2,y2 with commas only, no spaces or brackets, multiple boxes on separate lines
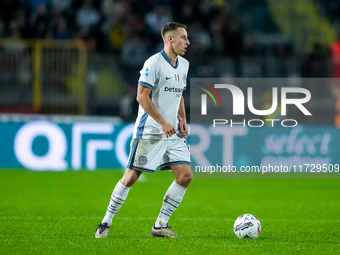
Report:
95,22,192,238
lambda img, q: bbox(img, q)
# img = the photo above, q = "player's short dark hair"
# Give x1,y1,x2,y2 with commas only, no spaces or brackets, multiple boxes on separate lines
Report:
161,22,187,38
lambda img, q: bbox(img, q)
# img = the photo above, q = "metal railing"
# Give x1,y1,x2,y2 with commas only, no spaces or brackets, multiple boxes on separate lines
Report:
0,39,87,114
0,42,336,124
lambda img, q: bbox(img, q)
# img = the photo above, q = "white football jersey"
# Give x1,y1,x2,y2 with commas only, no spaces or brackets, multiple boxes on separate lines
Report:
133,50,189,139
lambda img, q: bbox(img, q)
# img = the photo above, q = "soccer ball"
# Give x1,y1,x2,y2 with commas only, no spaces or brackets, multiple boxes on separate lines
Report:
233,214,261,239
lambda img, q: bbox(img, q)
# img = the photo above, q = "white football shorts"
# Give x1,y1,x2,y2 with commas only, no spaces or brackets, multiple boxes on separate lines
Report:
126,138,190,173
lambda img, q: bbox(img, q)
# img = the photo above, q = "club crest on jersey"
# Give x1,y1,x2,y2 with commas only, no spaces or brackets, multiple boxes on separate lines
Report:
183,73,187,84
138,156,147,165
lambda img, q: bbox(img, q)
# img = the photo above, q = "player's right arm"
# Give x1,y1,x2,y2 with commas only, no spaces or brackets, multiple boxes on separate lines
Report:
136,85,176,138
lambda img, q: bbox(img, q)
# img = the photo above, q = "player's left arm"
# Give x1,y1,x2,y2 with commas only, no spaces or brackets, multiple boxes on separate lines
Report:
178,96,189,139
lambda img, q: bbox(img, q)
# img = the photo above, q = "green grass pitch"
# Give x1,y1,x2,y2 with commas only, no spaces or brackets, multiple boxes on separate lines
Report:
0,170,339,254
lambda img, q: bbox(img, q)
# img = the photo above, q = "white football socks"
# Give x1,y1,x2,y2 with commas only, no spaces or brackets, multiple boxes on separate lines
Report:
155,181,187,228
102,180,130,226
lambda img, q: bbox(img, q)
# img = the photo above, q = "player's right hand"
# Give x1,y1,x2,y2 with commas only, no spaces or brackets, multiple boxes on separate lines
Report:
160,121,176,138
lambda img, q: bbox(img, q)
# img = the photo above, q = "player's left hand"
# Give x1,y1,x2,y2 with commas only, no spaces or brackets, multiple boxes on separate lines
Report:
178,119,189,139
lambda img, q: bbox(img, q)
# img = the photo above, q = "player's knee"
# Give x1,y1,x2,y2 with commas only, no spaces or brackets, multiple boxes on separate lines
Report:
178,170,193,186
121,175,137,187
121,169,141,187
185,170,193,184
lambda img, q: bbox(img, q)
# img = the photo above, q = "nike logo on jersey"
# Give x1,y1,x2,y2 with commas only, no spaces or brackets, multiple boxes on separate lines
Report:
166,77,172,80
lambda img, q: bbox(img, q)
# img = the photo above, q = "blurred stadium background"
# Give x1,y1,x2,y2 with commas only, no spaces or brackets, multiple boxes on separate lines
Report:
1,0,340,118
1,1,340,254
0,0,340,170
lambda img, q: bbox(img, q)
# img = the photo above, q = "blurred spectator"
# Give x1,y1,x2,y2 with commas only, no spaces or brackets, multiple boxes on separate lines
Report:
274,44,295,59
101,0,124,19
76,0,101,29
16,10,30,38
121,35,147,65
251,0,276,33
0,20,7,38
177,2,195,27
330,35,340,127
119,2,135,26
224,20,243,59
0,0,333,72
108,21,126,52
215,4,232,34
8,19,21,39
30,3,49,37
334,86,340,128
330,35,340,78
196,0,216,30
52,0,71,13
49,6,62,28
242,36,256,57
189,21,212,55
28,0,51,10
209,20,224,55
30,3,48,25
120,86,138,121
0,0,260,60
33,20,48,39
54,17,70,40
74,26,96,52
74,0,103,51
316,0,340,24
305,43,328,77
145,5,172,35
